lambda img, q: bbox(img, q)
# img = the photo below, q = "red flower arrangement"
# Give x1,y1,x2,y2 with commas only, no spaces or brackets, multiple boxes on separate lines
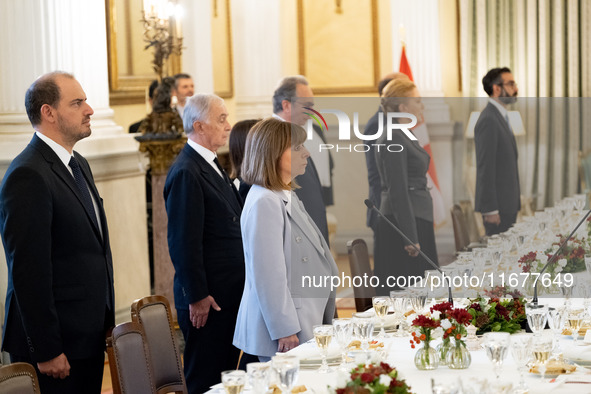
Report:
335,362,413,394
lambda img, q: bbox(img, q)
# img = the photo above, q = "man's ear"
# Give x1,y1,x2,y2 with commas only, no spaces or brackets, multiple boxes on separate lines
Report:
282,99,291,115
192,120,203,133
491,84,501,98
40,104,55,123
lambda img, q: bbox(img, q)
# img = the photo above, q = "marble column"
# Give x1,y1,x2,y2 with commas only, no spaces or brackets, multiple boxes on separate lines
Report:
389,0,455,227
0,0,150,325
231,0,282,120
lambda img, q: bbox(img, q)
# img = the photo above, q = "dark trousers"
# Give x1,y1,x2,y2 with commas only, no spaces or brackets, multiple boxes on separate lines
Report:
483,211,517,236
177,307,241,394
10,352,104,394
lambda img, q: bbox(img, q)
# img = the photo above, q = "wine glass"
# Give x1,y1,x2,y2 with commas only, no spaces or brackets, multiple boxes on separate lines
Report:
246,362,270,393
510,333,532,394
271,354,300,394
481,332,510,380
547,306,567,355
409,288,427,314
313,325,333,373
567,307,585,345
390,290,408,337
221,370,246,394
372,296,390,338
525,304,548,336
532,334,553,381
332,318,353,370
352,312,374,364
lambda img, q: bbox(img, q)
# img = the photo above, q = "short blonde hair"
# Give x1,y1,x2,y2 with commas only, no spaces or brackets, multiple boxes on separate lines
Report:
242,118,307,190
380,79,417,113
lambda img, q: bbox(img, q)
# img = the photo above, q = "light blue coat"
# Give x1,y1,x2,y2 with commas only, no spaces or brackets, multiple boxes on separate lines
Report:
233,185,338,358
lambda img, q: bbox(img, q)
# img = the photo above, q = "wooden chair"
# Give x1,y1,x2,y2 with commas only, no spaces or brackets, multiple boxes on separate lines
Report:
347,239,376,312
0,362,40,394
451,204,471,252
131,295,187,394
106,322,157,394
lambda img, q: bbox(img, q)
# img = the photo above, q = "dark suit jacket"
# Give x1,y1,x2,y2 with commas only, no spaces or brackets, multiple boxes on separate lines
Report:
164,144,245,311
0,134,114,363
312,125,335,207
375,128,433,243
295,158,330,245
364,108,382,230
474,102,521,215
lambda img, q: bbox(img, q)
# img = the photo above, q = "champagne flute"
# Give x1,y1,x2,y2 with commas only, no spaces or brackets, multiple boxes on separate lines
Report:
568,307,584,345
547,306,567,355
525,304,548,336
352,312,374,364
271,354,299,394
372,296,390,338
221,370,246,394
510,333,532,394
332,318,353,370
532,334,553,381
390,290,408,337
481,332,510,380
313,324,334,373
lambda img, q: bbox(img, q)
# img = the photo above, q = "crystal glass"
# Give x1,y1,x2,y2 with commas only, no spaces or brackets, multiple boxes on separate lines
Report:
312,324,333,373
352,312,374,363
481,332,510,380
221,370,246,394
510,333,532,393
372,296,390,338
390,290,408,337
568,307,585,345
547,307,567,355
409,288,427,314
246,362,270,393
271,355,299,394
332,318,353,370
532,334,553,381
525,304,548,336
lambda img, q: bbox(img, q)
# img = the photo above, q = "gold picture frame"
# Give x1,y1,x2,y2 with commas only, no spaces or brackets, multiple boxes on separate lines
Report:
105,0,182,105
297,0,380,94
212,0,234,98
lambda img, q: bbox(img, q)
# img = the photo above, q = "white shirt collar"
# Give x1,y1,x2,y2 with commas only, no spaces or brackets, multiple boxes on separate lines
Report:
186,138,223,177
488,97,508,118
272,113,287,122
35,131,74,173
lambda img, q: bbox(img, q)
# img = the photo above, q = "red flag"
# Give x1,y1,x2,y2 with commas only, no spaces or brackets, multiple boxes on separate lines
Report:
399,46,414,81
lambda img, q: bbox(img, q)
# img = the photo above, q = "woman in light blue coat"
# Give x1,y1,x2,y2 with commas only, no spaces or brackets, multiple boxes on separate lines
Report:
233,118,338,361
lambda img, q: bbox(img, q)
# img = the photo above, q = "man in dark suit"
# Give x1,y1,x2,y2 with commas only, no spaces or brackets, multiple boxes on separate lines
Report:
164,93,244,393
364,72,409,236
474,67,521,235
272,75,332,244
0,71,114,394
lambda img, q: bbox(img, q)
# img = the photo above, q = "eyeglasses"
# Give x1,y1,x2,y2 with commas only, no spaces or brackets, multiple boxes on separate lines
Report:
498,81,517,88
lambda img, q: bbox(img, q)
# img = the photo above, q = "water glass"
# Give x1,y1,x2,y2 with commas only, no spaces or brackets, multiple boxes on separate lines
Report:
547,307,567,354
525,304,548,336
481,332,510,379
313,324,333,373
332,318,353,370
271,354,299,394
390,290,408,337
352,312,374,363
221,370,246,394
409,288,428,314
246,362,270,393
372,296,390,338
510,333,532,393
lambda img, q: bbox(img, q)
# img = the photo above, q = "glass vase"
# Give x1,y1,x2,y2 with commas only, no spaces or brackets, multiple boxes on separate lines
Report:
446,338,471,369
436,339,451,366
414,341,439,370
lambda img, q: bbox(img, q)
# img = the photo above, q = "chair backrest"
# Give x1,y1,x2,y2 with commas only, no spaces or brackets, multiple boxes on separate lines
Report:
131,295,187,394
458,200,483,242
347,239,376,312
106,322,156,394
450,204,470,252
0,362,40,394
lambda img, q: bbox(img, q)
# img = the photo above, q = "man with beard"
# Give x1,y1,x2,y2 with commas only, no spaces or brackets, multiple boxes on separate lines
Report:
474,67,521,235
0,71,114,393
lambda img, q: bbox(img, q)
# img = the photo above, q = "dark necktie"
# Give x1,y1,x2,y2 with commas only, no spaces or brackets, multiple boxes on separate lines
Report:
213,157,232,186
69,156,100,231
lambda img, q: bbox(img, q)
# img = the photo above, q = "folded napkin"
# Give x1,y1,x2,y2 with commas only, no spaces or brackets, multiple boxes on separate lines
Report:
285,341,341,361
